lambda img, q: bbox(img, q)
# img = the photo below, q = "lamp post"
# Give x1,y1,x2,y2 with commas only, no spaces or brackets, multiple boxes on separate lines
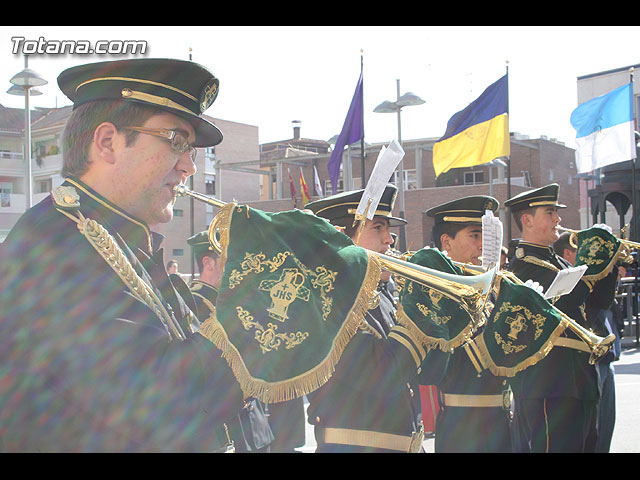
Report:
8,56,47,210
373,79,425,251
486,158,507,197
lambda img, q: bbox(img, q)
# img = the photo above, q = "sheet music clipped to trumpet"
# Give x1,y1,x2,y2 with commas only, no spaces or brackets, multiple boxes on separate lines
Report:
544,265,587,299
354,139,405,223
481,210,503,269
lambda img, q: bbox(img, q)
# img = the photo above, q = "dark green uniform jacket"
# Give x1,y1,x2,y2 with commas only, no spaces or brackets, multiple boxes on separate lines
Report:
508,241,617,401
435,322,512,452
0,178,242,452
190,279,274,452
306,281,425,453
507,240,618,452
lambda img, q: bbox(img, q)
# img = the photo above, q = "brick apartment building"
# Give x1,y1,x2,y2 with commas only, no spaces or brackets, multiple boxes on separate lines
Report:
249,121,581,253
1,103,583,276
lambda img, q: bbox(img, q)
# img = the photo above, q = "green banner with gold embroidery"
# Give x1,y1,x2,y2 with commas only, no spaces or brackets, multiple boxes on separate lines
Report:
473,273,569,377
396,248,486,352
197,203,381,403
575,227,626,282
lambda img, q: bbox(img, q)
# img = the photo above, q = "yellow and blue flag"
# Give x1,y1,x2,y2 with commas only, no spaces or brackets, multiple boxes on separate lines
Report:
433,74,509,177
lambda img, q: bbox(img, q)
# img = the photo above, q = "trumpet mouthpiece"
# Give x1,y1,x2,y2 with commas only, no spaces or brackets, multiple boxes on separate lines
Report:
174,184,188,197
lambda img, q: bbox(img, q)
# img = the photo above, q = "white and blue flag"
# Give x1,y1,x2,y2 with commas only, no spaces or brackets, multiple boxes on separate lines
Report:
570,82,636,173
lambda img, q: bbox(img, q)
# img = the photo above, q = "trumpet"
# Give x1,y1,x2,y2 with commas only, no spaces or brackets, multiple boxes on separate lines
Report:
557,225,640,252
173,184,495,324
389,249,615,364
498,271,615,364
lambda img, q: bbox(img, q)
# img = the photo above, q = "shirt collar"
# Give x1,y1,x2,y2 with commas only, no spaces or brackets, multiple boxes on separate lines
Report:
517,240,556,257
63,177,159,255
191,279,218,299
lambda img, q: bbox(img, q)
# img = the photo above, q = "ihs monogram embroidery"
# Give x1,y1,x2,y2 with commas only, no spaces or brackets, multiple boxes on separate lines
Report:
259,268,310,322
492,301,546,355
226,250,337,353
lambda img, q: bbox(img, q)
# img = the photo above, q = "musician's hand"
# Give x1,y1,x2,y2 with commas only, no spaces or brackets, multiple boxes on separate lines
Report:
524,279,544,296
593,223,613,234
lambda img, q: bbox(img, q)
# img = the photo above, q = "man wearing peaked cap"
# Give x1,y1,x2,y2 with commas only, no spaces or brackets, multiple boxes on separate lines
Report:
0,58,243,452
426,195,498,266
505,183,618,453
421,195,513,453
305,186,430,452
307,183,406,234
504,183,567,213
57,58,223,147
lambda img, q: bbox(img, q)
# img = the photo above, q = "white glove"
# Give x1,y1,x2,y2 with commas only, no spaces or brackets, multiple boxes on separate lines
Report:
592,223,612,234
524,279,544,296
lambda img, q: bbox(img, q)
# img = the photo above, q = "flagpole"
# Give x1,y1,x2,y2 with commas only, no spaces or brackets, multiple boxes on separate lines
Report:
630,67,640,347
189,47,196,280
506,61,512,246
360,50,366,187
630,67,638,243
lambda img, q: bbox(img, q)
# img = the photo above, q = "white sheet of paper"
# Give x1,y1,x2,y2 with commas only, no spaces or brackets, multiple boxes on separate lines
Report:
544,265,588,299
481,210,503,269
355,139,405,220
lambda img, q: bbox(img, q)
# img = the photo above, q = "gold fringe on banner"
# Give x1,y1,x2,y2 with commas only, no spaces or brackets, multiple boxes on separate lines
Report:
394,303,480,354
197,204,383,403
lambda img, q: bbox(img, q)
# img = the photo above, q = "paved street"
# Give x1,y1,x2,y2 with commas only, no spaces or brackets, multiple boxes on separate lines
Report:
298,341,640,453
607,342,640,453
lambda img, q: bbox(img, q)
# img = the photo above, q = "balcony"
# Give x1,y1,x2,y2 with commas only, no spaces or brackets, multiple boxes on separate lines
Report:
0,151,63,176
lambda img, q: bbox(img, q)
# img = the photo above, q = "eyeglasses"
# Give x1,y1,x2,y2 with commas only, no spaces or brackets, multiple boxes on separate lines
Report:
123,126,197,162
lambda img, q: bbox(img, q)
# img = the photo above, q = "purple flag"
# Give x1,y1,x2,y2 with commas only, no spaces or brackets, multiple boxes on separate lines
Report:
328,72,364,194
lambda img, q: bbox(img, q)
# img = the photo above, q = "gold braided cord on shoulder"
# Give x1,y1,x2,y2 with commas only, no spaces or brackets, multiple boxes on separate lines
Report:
519,255,560,272
197,203,383,403
56,208,185,341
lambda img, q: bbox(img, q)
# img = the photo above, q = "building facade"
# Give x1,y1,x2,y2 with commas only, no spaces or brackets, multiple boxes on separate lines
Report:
249,122,579,251
1,104,580,274
575,63,640,239
0,104,260,278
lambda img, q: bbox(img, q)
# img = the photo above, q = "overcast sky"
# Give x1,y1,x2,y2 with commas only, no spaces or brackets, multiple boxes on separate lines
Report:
1,26,638,151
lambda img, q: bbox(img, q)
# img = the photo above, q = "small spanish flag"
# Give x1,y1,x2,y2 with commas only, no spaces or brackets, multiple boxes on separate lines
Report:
288,168,298,208
299,167,311,206
433,74,509,177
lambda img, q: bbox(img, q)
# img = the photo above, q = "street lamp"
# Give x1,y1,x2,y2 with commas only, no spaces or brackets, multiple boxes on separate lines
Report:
8,56,47,210
373,80,425,251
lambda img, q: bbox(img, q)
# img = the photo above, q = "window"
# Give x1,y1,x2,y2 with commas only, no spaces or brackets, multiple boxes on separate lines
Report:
324,178,344,196
172,249,184,257
464,171,484,185
0,182,11,208
205,174,215,196
390,169,417,190
37,179,52,193
173,208,183,217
